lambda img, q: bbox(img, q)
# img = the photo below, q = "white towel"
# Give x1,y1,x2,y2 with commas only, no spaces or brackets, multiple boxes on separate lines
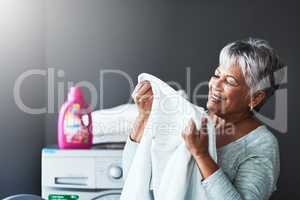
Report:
89,104,138,143
84,90,188,144
120,73,217,200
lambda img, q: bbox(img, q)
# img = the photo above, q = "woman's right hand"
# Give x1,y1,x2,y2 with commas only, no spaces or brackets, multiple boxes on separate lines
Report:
130,81,153,143
133,81,153,118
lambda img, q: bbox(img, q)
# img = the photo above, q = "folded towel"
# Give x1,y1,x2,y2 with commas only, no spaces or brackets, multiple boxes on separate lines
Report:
120,73,217,200
89,103,138,143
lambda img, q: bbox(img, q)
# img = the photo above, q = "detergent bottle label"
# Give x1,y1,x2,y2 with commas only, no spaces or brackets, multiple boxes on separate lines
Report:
64,104,89,144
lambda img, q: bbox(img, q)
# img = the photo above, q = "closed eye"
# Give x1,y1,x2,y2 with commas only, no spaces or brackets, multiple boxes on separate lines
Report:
225,76,239,86
211,69,239,87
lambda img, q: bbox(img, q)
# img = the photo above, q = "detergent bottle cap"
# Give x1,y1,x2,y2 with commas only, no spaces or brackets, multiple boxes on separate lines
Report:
68,86,84,101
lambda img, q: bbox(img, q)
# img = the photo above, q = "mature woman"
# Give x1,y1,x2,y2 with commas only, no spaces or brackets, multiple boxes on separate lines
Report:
122,38,285,200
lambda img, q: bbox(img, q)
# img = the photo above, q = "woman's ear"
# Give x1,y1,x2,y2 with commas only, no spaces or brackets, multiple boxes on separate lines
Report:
248,90,266,109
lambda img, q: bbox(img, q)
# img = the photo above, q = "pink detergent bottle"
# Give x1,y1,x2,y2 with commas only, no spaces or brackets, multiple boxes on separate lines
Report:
58,86,93,149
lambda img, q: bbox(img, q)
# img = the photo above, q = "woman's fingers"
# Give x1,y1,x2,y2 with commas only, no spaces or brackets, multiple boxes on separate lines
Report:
182,117,210,157
182,119,196,140
200,117,208,135
138,81,151,95
215,118,225,135
133,81,154,116
134,81,152,102
211,114,225,135
138,89,153,103
187,119,195,134
182,117,208,137
184,119,195,135
211,114,219,127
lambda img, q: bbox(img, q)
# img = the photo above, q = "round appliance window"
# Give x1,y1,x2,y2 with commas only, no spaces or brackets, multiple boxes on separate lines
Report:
91,191,121,200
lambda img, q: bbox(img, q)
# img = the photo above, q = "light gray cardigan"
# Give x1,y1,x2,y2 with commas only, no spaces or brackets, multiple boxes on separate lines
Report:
122,125,280,200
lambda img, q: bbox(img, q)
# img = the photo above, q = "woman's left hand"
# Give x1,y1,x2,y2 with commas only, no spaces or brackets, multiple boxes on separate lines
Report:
182,117,209,158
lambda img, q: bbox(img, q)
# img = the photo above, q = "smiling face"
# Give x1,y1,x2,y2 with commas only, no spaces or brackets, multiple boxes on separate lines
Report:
207,64,251,117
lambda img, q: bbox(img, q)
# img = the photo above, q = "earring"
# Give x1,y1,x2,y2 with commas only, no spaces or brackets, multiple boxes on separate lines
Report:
250,105,253,111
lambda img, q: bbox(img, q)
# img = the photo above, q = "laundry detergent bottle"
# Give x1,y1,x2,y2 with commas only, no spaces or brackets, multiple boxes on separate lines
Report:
58,86,93,149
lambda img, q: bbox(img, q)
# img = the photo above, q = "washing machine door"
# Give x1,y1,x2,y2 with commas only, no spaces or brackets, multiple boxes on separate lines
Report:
91,190,121,200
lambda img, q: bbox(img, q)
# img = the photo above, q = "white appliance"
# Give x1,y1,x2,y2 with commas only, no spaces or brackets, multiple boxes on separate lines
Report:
42,147,124,200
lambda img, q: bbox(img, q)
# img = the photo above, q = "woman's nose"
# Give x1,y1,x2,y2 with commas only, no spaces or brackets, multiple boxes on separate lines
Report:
212,77,224,92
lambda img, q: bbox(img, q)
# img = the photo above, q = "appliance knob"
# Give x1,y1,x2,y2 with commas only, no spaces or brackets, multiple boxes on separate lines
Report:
109,165,122,179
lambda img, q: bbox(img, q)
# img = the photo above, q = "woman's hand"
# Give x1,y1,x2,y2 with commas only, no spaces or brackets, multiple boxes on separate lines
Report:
182,117,219,179
133,81,153,118
182,117,209,158
130,81,153,143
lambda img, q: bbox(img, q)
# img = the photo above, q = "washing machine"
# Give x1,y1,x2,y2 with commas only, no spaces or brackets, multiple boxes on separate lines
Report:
42,144,124,200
